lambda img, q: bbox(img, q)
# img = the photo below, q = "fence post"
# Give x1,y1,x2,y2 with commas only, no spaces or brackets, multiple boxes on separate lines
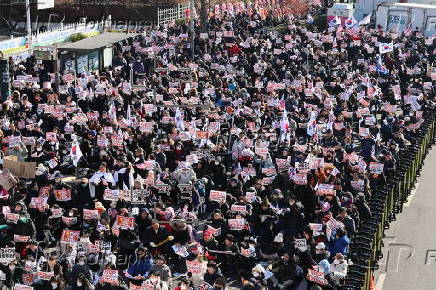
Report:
157,7,161,29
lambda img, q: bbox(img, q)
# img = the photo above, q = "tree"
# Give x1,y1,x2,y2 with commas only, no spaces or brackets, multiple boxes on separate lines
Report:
199,0,208,32
281,0,309,15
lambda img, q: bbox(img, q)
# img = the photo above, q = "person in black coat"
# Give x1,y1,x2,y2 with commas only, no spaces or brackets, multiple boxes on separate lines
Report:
268,253,304,289
218,234,240,276
354,193,372,223
70,255,92,283
337,207,356,237
204,261,224,286
142,220,172,255
136,208,152,239
0,260,25,288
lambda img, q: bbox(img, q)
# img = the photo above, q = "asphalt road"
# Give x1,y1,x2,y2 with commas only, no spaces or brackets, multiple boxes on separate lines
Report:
376,147,436,290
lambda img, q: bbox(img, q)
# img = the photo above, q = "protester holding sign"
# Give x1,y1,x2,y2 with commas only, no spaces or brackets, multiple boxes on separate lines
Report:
0,1,433,289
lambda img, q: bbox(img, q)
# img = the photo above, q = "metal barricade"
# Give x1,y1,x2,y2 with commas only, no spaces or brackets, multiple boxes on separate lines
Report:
343,113,436,290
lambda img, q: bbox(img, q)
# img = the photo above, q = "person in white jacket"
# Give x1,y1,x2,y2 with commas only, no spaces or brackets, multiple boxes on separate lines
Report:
172,163,197,184
329,253,348,285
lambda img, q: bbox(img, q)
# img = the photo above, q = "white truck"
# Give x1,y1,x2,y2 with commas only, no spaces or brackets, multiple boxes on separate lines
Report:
354,0,436,21
375,2,436,36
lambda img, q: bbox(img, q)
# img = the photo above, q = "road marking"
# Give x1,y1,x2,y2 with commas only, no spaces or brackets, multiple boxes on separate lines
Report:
404,182,420,207
376,273,387,290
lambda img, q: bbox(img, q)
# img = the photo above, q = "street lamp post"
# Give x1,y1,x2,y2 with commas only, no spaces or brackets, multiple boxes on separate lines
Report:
190,0,195,60
26,0,32,45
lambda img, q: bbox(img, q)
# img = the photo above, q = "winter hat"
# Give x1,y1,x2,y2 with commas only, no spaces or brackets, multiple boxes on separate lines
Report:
316,242,326,250
274,233,283,243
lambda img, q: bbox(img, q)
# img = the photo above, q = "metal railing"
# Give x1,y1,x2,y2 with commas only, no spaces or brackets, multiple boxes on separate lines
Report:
342,112,436,290
0,20,105,57
157,3,190,27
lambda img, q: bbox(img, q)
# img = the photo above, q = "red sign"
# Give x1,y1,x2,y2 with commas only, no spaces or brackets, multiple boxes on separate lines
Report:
116,216,135,229
54,189,71,201
61,230,80,243
100,269,118,284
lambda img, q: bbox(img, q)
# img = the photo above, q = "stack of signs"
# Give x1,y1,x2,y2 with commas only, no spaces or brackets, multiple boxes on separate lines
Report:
0,247,15,263
100,269,119,284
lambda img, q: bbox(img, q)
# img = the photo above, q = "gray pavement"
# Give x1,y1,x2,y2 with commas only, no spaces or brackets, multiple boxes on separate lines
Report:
376,147,436,290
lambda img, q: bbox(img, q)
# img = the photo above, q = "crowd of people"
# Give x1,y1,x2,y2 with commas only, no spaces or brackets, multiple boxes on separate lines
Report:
0,4,434,290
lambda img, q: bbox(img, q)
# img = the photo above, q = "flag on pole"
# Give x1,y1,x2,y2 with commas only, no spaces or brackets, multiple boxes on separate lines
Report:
403,15,414,36
307,112,317,136
329,15,341,27
126,105,132,124
326,110,335,131
379,42,394,54
175,107,185,131
376,55,389,75
344,16,357,28
108,102,117,121
307,14,314,24
280,110,290,133
358,13,372,26
70,135,83,167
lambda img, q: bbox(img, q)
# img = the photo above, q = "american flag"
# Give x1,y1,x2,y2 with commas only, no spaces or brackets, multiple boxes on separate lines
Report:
347,27,361,40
